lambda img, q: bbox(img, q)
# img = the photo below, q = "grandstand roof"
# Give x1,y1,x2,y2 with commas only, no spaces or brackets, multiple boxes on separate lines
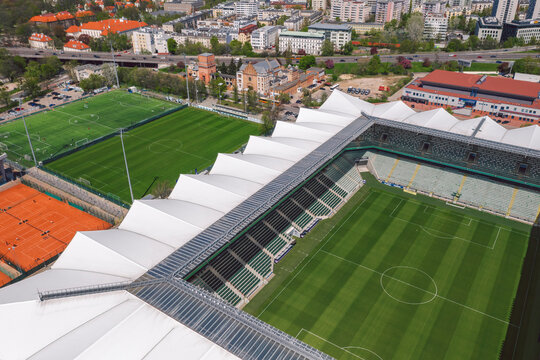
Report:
0,91,538,359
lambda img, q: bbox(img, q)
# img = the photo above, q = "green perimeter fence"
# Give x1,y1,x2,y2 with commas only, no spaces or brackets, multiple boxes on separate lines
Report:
35,104,187,208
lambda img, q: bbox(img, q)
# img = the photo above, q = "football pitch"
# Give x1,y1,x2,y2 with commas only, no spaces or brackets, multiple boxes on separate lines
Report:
0,90,176,166
46,107,261,203
245,176,531,360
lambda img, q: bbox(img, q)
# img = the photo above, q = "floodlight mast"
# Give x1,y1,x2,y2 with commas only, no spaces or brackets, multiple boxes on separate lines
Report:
120,129,134,203
108,25,120,89
20,98,37,166
184,53,190,104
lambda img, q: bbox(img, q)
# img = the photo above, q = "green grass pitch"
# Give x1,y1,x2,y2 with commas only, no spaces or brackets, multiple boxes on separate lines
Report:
0,90,176,166
245,176,531,360
46,107,261,203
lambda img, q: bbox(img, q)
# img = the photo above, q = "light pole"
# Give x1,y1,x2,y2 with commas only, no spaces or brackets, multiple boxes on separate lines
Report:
218,82,224,105
243,88,247,113
20,98,37,166
120,129,134,203
108,26,120,89
183,53,190,104
195,77,199,103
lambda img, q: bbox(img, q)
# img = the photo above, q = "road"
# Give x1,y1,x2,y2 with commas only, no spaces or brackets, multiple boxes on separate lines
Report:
6,46,538,67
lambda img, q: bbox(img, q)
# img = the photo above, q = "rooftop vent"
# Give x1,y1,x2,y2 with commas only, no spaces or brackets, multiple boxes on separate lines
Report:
476,75,487,84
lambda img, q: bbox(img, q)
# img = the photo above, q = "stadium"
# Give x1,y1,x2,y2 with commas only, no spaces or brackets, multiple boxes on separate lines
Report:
0,90,538,359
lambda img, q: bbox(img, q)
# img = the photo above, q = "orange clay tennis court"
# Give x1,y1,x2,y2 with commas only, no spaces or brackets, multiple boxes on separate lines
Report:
0,184,111,272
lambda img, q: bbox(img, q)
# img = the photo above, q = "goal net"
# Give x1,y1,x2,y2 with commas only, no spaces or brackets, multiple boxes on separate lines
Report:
78,177,91,186
75,138,89,147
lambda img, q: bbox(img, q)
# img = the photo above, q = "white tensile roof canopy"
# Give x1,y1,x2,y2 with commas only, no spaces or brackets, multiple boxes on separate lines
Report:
0,90,537,359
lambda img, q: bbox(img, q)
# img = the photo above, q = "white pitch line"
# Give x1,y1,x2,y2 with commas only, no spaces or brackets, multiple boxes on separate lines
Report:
389,199,403,217
491,226,502,250
257,192,374,318
320,249,518,328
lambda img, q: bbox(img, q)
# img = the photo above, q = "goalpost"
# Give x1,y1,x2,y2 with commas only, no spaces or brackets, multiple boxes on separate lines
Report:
75,138,89,147
78,177,91,187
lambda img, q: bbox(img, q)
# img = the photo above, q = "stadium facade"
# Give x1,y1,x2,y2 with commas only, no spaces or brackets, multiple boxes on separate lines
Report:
0,90,538,359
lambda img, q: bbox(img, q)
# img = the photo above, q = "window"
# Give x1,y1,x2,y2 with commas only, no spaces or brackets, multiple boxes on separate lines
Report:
380,133,388,142
421,142,431,153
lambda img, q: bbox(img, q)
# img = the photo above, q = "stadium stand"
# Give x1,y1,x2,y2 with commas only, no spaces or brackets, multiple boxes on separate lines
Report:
0,90,537,359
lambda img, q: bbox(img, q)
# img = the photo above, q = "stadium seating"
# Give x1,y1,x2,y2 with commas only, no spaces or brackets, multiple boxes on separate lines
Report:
189,151,366,306
510,188,540,221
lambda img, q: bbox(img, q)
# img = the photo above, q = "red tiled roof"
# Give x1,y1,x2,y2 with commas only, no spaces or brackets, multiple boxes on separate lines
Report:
75,10,95,17
79,18,147,35
66,25,81,33
29,33,52,42
29,13,57,23
405,83,540,110
56,11,74,20
421,70,540,99
64,40,90,50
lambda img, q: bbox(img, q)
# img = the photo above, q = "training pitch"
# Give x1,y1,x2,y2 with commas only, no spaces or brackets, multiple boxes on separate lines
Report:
245,176,531,360
0,91,176,165
46,107,260,203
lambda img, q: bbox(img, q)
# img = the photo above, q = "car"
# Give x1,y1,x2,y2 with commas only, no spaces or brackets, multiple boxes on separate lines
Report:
52,91,60,95
407,57,413,60
320,87,326,90
477,56,483,58
49,104,55,107
7,110,15,114
0,117,4,121
413,55,419,58
115,54,121,57
502,120,510,124
152,55,157,58
71,54,76,57
14,107,24,111
490,55,496,58
496,60,502,63
131,57,136,60
296,100,302,104
340,59,345,62
93,55,99,58
449,54,456,57
365,89,370,95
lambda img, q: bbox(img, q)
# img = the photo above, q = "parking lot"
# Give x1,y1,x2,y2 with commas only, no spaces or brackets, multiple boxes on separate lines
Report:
332,75,409,100
0,83,85,123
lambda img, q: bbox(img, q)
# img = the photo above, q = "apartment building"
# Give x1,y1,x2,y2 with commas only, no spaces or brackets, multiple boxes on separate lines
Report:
308,22,352,49
278,30,325,54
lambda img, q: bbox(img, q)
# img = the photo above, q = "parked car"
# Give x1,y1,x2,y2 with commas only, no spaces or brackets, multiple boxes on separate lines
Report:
296,100,302,104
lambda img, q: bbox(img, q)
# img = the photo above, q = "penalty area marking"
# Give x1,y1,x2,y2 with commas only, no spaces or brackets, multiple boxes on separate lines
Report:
296,328,383,360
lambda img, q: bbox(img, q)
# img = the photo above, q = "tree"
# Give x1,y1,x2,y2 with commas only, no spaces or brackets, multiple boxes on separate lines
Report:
298,55,316,70
210,36,223,55
21,76,41,98
246,89,259,112
366,55,381,75
405,13,424,43
78,34,91,45
79,74,106,92
396,56,411,69
498,62,510,74
229,39,242,55
233,85,239,103
370,46,378,55
260,111,275,134
321,40,334,56
422,58,431,67
227,60,237,75
152,180,172,199
325,59,334,69
0,86,11,107
342,41,353,55
167,38,177,54
278,93,290,104
242,42,254,56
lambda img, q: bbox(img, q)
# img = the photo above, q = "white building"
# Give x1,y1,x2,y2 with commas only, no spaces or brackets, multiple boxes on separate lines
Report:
132,28,173,54
527,0,540,19
502,19,540,43
28,33,53,49
251,25,283,50
284,16,304,31
235,0,259,17
312,0,327,11
279,30,325,54
308,22,352,50
475,16,503,41
423,13,448,40
492,0,519,23
375,0,405,23
331,0,370,22
421,0,446,14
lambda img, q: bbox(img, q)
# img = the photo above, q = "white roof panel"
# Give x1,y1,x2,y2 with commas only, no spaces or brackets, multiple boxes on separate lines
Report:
243,136,311,161
371,101,416,120
501,125,540,150
271,121,332,142
402,108,459,130
296,107,357,126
